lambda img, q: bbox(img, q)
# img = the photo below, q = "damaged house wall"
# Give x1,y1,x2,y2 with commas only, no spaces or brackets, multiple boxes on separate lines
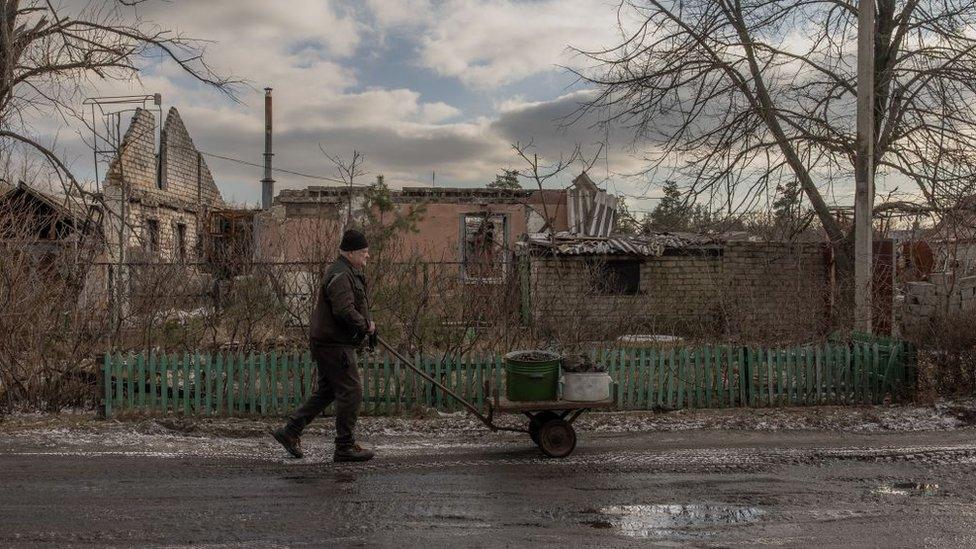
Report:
102,107,224,264
526,241,831,342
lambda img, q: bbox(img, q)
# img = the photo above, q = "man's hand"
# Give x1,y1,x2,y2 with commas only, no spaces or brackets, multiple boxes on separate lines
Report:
368,321,376,334
367,324,379,352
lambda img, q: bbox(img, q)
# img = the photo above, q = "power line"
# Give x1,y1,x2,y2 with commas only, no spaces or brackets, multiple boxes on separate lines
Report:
194,149,354,185
170,143,369,186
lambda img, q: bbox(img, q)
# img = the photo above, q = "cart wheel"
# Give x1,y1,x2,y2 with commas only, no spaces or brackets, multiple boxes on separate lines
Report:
537,419,576,458
529,411,560,445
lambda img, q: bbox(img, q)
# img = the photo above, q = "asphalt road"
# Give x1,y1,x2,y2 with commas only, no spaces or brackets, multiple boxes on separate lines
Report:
3,427,976,547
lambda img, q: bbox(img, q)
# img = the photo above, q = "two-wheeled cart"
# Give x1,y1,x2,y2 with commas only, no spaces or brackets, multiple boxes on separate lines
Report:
377,336,614,458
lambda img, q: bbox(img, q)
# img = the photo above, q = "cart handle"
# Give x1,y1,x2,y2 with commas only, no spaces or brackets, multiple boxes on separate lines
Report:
376,335,504,431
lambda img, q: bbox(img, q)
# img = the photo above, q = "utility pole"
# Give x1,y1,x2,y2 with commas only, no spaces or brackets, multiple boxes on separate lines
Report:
855,0,875,333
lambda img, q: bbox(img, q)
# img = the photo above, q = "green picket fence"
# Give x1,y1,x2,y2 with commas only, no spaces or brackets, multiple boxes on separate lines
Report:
101,340,916,417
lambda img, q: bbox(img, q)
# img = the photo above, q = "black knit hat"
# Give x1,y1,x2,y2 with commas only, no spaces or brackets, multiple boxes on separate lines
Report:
339,228,368,252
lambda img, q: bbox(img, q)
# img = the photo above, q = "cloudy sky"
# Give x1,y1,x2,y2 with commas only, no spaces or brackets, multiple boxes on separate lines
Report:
38,0,669,212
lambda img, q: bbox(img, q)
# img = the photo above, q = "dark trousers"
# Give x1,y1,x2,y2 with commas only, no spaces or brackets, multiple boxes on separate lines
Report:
285,345,362,445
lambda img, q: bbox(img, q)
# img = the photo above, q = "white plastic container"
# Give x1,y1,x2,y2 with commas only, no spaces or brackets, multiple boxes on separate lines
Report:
561,372,612,402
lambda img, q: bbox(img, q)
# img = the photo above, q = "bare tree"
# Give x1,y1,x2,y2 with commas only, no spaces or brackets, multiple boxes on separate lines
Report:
0,0,238,197
573,0,976,272
319,146,367,226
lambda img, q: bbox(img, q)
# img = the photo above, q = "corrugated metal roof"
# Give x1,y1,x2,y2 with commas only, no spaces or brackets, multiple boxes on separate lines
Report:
520,231,729,256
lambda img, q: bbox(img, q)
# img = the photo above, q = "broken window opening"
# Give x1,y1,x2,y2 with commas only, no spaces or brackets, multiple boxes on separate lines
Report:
461,213,507,283
175,222,187,262
595,259,641,295
145,218,159,256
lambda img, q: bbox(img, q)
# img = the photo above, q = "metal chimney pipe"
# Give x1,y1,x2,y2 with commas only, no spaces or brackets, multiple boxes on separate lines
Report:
261,87,275,210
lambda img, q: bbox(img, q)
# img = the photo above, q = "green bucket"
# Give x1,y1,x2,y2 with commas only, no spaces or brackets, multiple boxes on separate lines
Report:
504,350,562,401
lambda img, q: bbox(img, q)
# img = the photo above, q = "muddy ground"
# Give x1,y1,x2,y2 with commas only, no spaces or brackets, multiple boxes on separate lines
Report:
2,404,976,547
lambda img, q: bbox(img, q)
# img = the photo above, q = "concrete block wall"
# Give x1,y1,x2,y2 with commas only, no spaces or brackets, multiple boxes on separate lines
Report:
527,241,830,340
901,274,976,334
721,242,829,337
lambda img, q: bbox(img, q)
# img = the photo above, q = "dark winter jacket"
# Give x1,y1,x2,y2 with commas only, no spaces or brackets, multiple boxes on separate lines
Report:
309,256,371,347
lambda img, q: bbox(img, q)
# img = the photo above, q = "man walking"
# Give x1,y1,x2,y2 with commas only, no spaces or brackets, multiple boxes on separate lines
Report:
271,228,376,462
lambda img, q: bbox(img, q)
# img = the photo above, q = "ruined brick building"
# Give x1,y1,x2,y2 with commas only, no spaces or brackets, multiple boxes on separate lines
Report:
101,107,224,264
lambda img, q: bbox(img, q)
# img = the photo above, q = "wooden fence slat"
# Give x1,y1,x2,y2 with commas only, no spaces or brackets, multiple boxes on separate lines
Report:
229,352,238,415
826,344,835,404
248,353,256,415
765,347,773,407
278,350,286,414
798,347,807,405
258,353,267,416
739,346,749,408
716,346,724,408
650,350,661,409
110,353,118,412
721,346,729,408
636,349,645,409
661,349,671,409
381,352,390,414
373,353,382,414
821,344,830,404
204,354,213,416
865,343,874,403
123,352,133,410
158,353,168,413
614,349,623,407
858,343,867,404
814,345,823,405
271,351,281,415
780,348,787,406
475,353,484,409
215,353,225,415
714,346,723,408
418,354,427,407
873,343,882,404
102,354,111,417
842,345,852,405
731,347,740,408
745,348,755,407
833,343,842,404
705,347,714,408
135,353,144,409
627,349,636,409
804,346,813,406
178,353,187,415
862,343,871,404
622,349,633,408
401,352,411,410
786,348,795,405
148,353,158,412
190,353,199,414
676,348,687,408
787,348,796,405
780,349,789,406
648,349,655,407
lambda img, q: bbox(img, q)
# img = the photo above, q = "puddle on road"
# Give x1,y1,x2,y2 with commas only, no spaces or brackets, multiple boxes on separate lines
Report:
873,482,939,496
580,503,763,539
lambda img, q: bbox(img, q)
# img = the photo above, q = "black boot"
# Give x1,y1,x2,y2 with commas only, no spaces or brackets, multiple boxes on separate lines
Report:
270,427,303,459
334,443,374,462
